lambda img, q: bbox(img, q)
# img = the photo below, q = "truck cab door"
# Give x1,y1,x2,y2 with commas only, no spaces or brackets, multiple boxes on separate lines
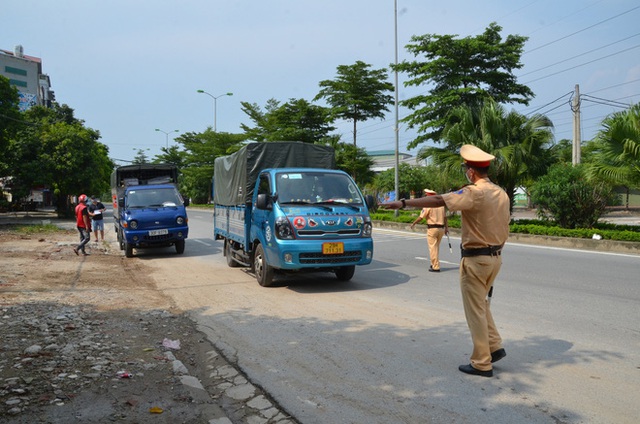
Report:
251,173,273,247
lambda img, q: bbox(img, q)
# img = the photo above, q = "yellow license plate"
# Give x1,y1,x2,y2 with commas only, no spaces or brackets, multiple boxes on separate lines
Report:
322,242,344,255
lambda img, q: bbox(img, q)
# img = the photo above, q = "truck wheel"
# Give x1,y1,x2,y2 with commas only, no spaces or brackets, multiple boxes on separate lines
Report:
124,242,134,258
225,240,239,267
175,240,185,254
335,265,355,281
254,243,275,287
118,230,124,251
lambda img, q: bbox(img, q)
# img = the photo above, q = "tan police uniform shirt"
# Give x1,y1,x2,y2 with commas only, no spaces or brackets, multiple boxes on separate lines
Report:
441,179,510,249
419,206,446,226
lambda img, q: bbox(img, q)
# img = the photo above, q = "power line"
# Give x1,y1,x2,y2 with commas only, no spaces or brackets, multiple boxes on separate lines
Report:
585,78,640,95
523,43,640,84
523,91,573,116
519,32,640,77
524,4,640,55
523,0,605,37
581,95,630,109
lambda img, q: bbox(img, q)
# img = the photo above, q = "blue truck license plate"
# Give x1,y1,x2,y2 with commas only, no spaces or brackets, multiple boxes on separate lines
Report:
322,242,344,254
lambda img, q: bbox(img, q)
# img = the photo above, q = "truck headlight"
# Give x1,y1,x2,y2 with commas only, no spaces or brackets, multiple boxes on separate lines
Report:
362,217,372,237
176,216,185,225
129,220,138,229
275,217,294,240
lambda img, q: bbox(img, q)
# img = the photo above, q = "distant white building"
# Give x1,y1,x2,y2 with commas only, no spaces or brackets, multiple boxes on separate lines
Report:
367,149,420,172
0,45,55,110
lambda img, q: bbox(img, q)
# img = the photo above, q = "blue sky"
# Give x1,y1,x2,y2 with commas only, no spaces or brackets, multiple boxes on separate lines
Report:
2,0,639,163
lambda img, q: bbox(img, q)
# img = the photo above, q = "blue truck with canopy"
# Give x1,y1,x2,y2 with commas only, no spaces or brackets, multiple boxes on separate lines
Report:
111,164,189,258
213,142,375,286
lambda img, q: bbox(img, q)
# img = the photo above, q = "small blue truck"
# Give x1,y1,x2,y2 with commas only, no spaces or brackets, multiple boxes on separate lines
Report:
213,142,375,286
111,164,189,258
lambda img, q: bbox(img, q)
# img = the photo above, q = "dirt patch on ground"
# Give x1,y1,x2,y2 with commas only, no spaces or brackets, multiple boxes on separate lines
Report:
0,227,235,423
0,230,171,311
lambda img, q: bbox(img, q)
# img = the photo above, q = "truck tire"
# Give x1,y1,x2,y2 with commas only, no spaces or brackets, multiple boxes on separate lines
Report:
175,240,185,254
124,242,134,258
225,240,239,267
335,265,355,281
118,229,124,251
254,243,275,287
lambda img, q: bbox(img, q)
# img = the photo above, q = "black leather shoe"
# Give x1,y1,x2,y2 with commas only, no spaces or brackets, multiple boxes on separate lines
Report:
491,348,506,363
428,266,440,272
458,364,493,377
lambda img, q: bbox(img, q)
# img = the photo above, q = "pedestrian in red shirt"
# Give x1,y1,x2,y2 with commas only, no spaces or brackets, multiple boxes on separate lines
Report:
73,194,91,256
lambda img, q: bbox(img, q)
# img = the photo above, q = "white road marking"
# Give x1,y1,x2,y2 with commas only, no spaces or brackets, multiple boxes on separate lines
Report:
192,239,212,247
415,257,458,265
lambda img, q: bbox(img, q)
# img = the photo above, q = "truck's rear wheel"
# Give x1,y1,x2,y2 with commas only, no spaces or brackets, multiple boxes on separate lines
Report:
225,240,239,267
254,243,275,287
335,265,355,281
124,242,134,258
175,240,185,254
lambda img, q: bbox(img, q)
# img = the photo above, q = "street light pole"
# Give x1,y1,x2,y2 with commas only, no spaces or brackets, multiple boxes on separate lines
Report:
393,0,400,218
197,90,233,132
155,128,179,149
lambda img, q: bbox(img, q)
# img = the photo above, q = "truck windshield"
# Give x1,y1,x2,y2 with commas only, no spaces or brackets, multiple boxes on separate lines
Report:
126,188,183,208
276,172,364,205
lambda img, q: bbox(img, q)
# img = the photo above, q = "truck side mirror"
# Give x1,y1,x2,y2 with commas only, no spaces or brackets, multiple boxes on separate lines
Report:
256,194,271,210
118,197,125,208
182,196,190,207
365,194,376,211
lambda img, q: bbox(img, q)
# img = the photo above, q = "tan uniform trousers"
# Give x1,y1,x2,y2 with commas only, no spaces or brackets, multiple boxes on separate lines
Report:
427,228,444,270
460,255,503,371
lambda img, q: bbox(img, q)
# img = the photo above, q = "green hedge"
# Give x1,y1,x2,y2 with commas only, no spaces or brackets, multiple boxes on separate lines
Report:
371,210,640,243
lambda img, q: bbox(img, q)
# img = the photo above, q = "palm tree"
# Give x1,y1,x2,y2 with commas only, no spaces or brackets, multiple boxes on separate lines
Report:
587,104,640,207
418,99,555,210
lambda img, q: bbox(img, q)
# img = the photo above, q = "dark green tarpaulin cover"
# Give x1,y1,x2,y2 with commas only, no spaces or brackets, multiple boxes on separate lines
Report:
213,142,335,206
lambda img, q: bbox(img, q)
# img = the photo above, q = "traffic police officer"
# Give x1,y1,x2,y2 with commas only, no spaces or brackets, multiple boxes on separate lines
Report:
382,144,510,377
410,189,448,272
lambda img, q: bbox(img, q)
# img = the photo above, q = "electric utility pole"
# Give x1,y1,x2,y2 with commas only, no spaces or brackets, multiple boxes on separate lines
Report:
572,84,581,165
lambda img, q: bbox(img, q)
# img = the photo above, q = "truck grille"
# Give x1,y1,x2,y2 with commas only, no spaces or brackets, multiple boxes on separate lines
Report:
299,250,362,264
297,229,361,236
144,233,174,242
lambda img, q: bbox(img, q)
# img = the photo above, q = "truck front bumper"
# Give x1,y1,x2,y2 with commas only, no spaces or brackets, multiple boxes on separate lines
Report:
123,226,189,247
266,238,373,270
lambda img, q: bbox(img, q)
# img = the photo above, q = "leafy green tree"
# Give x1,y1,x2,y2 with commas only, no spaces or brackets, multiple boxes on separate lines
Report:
548,138,600,166
373,162,432,199
393,22,533,148
323,139,374,186
0,76,21,175
420,99,554,210
530,163,617,228
132,149,151,164
587,104,640,195
314,61,394,147
154,145,187,167
10,104,113,216
240,98,335,143
176,130,246,203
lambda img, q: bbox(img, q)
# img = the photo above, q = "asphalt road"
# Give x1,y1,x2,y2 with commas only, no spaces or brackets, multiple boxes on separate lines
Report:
138,208,639,424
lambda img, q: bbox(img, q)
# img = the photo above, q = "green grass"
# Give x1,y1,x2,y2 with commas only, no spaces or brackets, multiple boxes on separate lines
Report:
12,224,65,235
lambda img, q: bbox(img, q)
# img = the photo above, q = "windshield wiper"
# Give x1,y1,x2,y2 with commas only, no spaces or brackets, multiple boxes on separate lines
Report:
282,200,333,211
314,200,361,211
281,201,311,205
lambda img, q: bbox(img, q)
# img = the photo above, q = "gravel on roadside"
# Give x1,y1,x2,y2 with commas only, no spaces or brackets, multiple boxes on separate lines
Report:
0,225,296,424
